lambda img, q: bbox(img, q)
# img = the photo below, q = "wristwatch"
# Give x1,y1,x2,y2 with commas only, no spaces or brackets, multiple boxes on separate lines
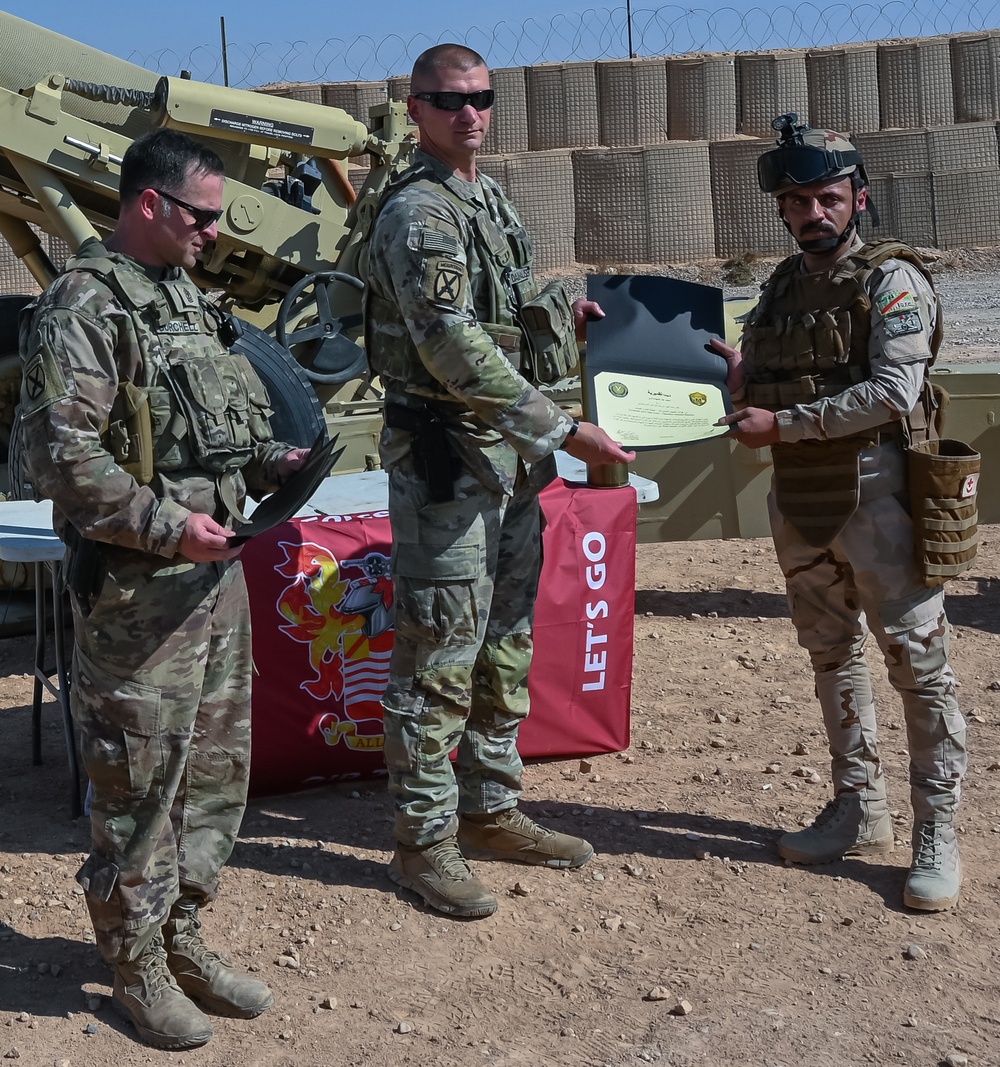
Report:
559,420,580,449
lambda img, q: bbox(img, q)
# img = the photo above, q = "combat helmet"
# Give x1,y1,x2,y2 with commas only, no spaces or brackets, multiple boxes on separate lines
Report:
757,114,880,252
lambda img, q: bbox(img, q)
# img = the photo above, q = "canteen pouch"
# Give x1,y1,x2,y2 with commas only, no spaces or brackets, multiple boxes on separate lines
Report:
907,438,980,586
771,438,863,548
518,281,579,384
103,380,154,486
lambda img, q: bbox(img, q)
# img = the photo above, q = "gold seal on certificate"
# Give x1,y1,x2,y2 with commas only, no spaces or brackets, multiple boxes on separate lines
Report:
593,371,731,448
584,275,734,451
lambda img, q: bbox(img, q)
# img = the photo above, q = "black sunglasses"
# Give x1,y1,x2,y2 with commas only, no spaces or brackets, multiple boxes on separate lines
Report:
151,188,224,230
413,89,495,112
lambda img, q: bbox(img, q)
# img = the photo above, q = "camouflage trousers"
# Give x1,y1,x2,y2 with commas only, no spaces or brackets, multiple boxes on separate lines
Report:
769,442,966,823
71,551,252,963
382,461,543,848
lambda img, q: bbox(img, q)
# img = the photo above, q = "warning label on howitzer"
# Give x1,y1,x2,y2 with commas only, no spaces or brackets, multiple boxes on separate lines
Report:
209,109,314,144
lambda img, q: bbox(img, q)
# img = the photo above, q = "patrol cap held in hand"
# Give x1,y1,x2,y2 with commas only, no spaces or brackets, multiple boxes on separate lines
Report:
757,113,867,196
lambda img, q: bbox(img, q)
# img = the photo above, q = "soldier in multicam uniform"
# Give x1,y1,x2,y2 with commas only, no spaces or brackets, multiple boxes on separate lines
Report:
364,43,635,918
18,129,310,1048
711,115,966,911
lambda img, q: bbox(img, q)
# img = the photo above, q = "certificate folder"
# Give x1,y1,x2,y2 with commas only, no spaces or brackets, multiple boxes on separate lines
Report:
585,274,733,450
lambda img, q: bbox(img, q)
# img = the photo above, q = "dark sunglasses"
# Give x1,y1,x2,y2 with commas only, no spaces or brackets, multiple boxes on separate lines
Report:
413,89,495,112
151,188,223,230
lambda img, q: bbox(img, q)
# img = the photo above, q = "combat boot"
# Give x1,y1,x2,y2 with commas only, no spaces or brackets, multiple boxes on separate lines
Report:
904,821,962,911
778,782,894,865
113,931,213,1050
388,838,498,918
164,900,274,1018
458,808,594,869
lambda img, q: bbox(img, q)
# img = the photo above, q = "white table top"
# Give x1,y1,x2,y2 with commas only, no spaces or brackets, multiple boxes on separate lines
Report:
0,499,64,563
301,454,659,518
0,458,658,558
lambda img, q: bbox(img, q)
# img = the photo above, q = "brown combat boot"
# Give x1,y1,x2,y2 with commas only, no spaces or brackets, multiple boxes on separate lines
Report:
113,931,213,1050
388,837,498,918
164,900,274,1019
458,808,594,868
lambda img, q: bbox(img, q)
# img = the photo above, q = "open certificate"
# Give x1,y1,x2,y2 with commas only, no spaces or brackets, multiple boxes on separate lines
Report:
585,274,734,450
591,369,729,448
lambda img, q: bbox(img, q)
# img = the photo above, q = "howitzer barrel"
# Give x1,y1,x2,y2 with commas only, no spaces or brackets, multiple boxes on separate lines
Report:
0,11,157,138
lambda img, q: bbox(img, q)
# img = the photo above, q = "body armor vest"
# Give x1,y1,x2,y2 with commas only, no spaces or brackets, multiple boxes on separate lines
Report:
744,240,942,548
65,240,273,519
366,158,577,389
743,239,942,412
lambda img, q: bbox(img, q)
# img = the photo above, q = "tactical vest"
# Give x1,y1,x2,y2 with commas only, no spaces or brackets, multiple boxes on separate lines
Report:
366,158,577,389
743,239,942,412
743,240,943,548
63,240,273,521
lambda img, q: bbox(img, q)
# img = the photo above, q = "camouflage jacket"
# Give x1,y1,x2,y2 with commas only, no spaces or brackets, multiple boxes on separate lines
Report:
18,239,288,557
742,235,939,444
364,148,574,495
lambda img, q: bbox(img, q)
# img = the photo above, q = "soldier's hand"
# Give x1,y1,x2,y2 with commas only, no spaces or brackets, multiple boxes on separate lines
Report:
572,298,605,340
277,447,311,480
179,513,242,562
562,421,636,465
708,337,746,398
716,407,779,448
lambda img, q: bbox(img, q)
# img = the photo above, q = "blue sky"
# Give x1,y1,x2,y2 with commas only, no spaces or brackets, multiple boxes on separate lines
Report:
2,2,990,87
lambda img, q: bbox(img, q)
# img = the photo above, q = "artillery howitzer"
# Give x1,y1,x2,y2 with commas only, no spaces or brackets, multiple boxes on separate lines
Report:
0,10,413,477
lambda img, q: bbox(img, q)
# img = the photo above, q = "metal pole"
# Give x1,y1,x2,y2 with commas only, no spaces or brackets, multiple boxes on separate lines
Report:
220,16,230,87
626,0,634,58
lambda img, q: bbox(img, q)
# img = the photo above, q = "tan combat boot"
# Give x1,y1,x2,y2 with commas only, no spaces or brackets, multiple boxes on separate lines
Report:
904,821,962,911
778,780,894,865
164,900,274,1018
388,837,498,918
113,931,213,1050
458,808,594,868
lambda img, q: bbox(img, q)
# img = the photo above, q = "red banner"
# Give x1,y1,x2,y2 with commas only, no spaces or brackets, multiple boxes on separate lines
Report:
242,480,636,798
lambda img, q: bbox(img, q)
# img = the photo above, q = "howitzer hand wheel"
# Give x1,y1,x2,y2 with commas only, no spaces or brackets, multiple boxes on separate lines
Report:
276,270,367,385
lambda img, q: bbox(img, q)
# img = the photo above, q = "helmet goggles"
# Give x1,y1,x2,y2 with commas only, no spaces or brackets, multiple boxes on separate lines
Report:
757,144,865,194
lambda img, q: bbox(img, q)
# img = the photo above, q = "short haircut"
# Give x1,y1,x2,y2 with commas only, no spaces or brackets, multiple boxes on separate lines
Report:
119,128,224,204
411,44,488,89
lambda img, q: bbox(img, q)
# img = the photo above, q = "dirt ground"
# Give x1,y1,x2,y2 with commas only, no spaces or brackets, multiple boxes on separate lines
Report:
2,529,999,1067
3,259,1000,1067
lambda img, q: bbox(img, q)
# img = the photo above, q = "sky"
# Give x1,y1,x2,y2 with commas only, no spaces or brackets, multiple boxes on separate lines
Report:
1,1,991,87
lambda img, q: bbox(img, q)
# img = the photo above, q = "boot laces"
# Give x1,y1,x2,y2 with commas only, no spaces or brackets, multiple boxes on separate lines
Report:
130,939,178,997
810,799,843,829
497,809,551,839
912,822,944,870
172,909,229,967
426,839,474,880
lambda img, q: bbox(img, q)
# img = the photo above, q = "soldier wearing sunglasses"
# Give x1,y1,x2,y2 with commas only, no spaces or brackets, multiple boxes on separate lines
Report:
710,115,966,912
365,43,634,919
18,128,311,1048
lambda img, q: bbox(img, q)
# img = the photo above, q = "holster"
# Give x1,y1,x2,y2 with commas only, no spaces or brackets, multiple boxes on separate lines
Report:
384,401,462,503
907,439,980,586
771,439,863,548
63,522,107,610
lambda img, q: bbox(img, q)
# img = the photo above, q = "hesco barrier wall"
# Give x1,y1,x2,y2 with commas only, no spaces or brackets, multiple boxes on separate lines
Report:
6,31,1000,295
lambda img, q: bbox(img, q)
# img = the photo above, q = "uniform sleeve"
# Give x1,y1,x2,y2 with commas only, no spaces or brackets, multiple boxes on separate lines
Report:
19,300,189,556
371,188,573,460
776,261,935,443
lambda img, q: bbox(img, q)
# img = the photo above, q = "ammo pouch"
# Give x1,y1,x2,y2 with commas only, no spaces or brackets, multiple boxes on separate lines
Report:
771,439,863,548
517,281,579,385
163,352,273,476
103,380,154,486
907,439,980,586
384,401,461,503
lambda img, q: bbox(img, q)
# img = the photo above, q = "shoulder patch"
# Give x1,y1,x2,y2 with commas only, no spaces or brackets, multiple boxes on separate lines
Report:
423,258,467,306
876,289,917,316
882,309,923,337
20,349,70,416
